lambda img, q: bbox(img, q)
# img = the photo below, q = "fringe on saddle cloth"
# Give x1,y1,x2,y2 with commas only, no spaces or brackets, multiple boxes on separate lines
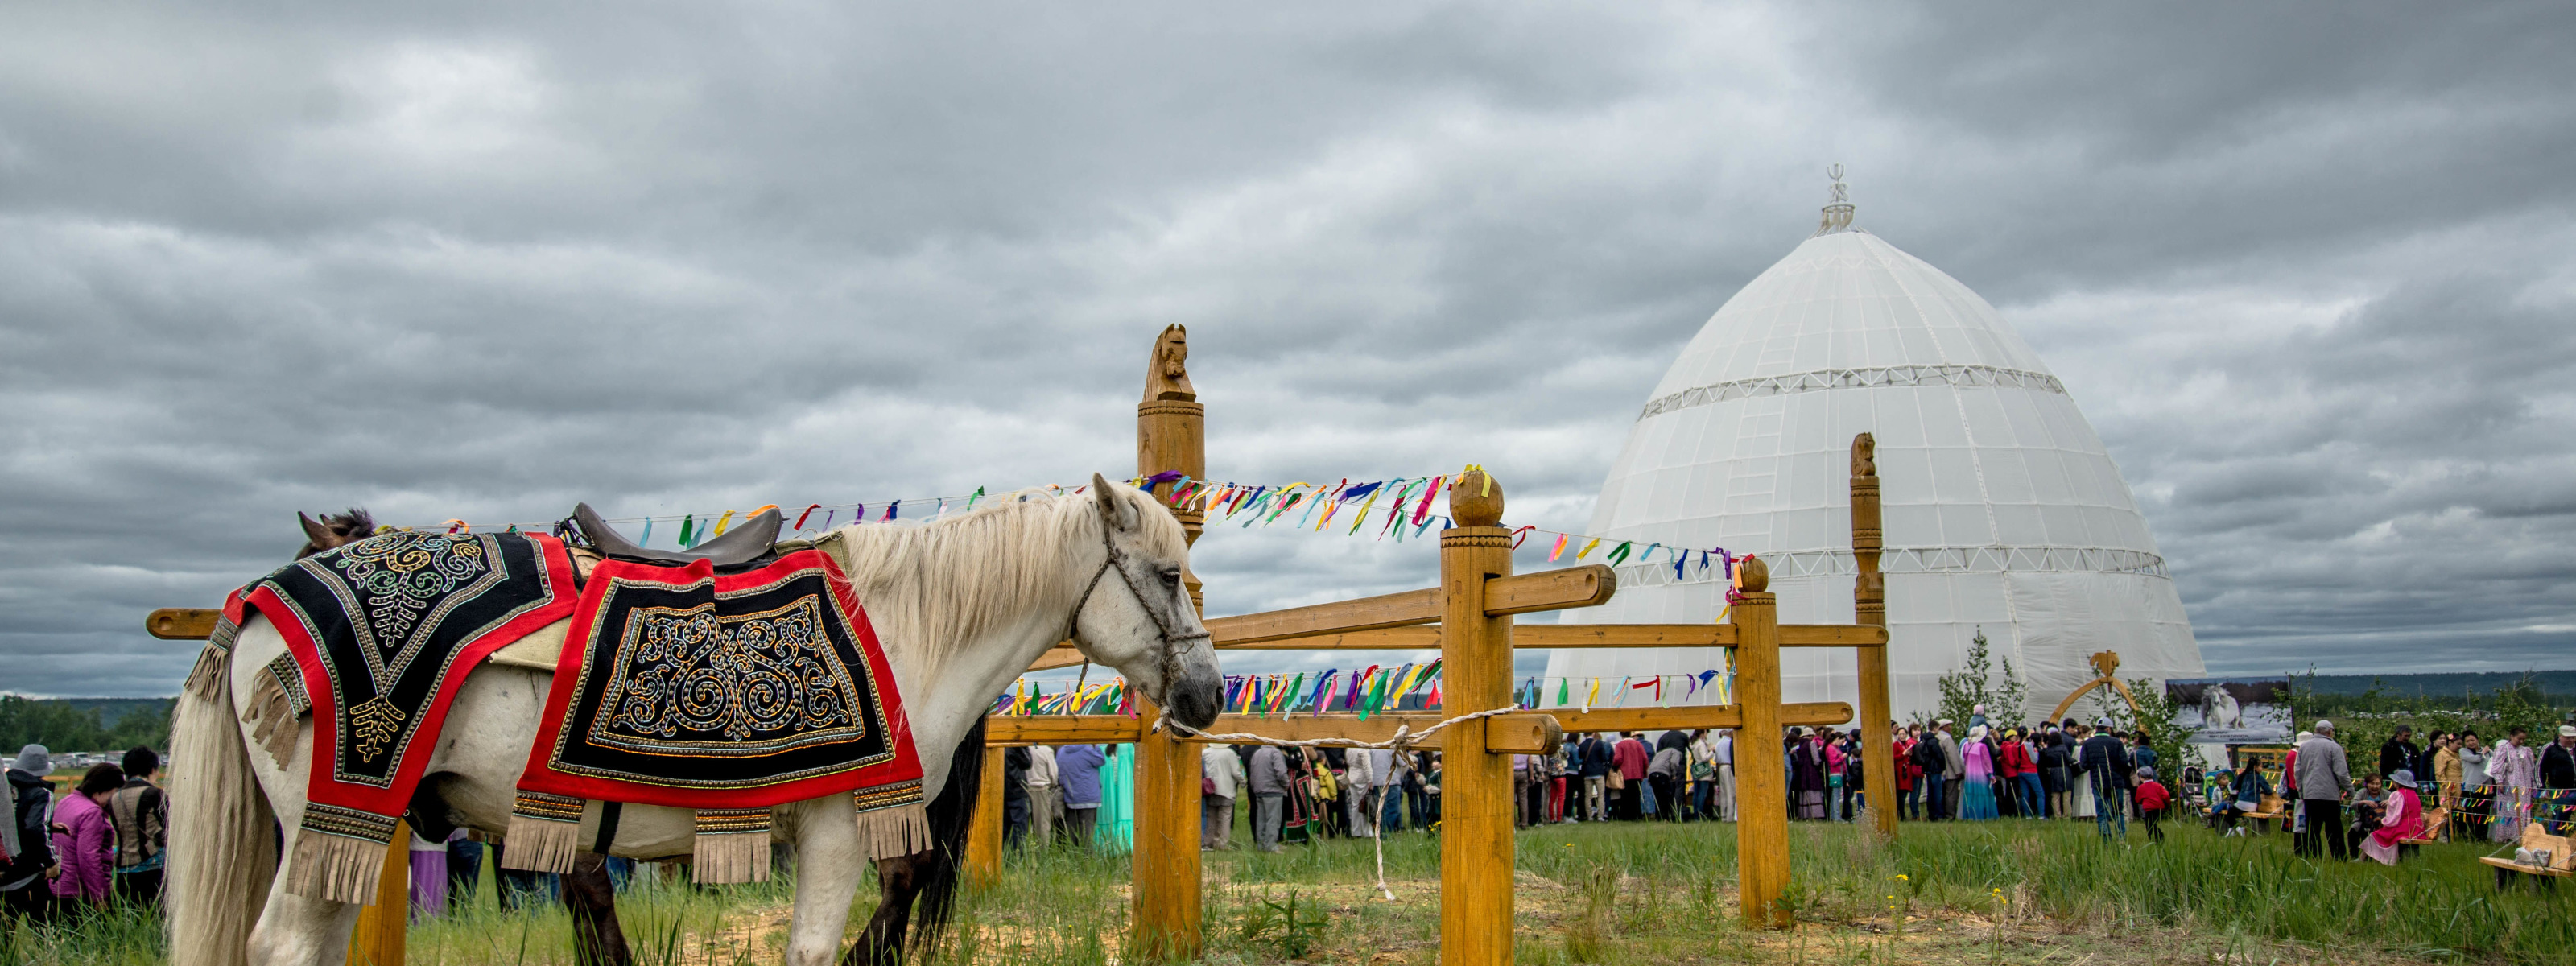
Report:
501,791,934,886
502,550,931,884
215,531,582,905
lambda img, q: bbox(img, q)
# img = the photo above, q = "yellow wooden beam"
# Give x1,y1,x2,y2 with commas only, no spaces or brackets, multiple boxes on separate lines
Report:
1546,702,1854,734
1481,564,1616,617
342,824,409,966
964,745,1005,887
1212,625,1443,650
146,608,221,641
1203,587,1442,645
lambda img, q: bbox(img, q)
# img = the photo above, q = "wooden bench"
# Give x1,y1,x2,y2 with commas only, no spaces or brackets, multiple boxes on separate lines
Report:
2401,807,2449,845
2240,794,2287,823
2478,822,2573,890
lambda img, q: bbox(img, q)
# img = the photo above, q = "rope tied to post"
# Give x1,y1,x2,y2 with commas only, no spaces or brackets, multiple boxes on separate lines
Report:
1150,705,1525,901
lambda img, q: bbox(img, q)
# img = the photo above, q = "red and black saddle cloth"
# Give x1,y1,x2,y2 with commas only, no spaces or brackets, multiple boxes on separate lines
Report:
184,531,580,904
504,549,928,883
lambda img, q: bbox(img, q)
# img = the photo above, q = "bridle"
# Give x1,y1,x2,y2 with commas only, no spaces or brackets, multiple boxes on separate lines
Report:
1066,514,1210,693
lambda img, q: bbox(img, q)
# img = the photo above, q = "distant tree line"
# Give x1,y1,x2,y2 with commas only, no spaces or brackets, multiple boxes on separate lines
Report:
0,695,174,756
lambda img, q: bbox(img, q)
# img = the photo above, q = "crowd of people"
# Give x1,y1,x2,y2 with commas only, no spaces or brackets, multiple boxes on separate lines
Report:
1005,711,2575,861
3,745,167,923
2205,721,2576,863
1888,712,2163,840
6,717,2565,924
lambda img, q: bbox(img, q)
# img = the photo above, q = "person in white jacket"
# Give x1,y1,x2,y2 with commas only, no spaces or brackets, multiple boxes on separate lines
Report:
1344,746,1378,839
1026,745,1061,845
1201,745,1245,850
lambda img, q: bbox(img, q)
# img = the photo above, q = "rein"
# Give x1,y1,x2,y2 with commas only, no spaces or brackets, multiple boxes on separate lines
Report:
1066,515,1210,696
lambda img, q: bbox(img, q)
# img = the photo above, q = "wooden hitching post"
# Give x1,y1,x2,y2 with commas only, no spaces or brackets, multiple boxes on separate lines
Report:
343,824,409,966
1131,324,1206,959
1850,433,1897,840
1439,469,1514,966
965,744,1007,886
1729,555,1790,929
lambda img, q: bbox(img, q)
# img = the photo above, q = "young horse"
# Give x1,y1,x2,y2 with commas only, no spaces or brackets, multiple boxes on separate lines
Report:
168,477,1224,966
291,509,377,559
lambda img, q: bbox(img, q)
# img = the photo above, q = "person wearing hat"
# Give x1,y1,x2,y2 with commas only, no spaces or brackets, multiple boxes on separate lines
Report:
2543,724,2576,836
2133,766,2171,842
2359,769,2428,865
2,745,54,923
2295,721,2353,859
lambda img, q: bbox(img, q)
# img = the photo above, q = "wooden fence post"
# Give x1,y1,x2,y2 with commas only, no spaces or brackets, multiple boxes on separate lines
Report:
1131,324,1206,960
1729,555,1790,929
966,744,1007,886
1440,469,1514,966
343,824,409,966
1851,433,1897,840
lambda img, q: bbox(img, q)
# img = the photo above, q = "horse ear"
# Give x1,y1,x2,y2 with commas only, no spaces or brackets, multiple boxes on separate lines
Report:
299,511,336,548
1091,473,1137,532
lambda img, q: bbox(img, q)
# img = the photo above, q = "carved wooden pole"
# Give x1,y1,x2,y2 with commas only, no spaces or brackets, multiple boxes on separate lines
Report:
342,824,409,966
1851,433,1897,840
1439,469,1515,966
964,745,1007,886
1132,324,1206,960
1730,555,1790,929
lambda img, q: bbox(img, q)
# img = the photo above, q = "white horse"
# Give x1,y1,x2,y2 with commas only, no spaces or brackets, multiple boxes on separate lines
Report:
167,477,1224,966
2198,683,2244,731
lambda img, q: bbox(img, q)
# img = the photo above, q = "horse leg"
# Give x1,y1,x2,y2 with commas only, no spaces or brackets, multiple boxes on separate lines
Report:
242,869,362,966
778,796,867,966
843,852,936,966
563,854,631,966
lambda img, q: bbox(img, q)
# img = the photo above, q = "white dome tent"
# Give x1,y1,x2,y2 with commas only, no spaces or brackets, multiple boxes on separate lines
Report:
1545,173,2202,720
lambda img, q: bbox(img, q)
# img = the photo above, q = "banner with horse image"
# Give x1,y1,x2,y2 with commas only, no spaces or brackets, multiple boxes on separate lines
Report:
2165,676,2293,745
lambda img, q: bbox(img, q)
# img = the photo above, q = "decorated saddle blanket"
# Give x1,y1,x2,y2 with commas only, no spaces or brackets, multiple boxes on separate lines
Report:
182,530,578,904
502,548,928,883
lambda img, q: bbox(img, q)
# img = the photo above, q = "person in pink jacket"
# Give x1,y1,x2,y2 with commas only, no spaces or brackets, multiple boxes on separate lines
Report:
49,764,122,908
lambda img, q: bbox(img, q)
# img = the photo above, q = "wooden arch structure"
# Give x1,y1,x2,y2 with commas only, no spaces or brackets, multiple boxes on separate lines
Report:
2044,650,2146,725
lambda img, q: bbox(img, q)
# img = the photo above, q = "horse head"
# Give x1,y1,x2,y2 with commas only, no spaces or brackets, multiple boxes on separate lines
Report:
294,508,378,559
1070,473,1223,729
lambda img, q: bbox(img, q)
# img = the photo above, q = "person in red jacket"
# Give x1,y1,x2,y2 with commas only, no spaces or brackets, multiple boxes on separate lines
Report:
1895,729,1922,820
2134,766,2171,843
1612,733,1650,820
1997,730,2040,818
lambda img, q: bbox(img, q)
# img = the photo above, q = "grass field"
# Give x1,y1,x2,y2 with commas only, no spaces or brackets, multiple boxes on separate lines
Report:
7,815,2570,965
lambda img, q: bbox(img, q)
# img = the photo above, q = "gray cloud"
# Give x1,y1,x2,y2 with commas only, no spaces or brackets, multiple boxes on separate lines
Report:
3,2,2572,696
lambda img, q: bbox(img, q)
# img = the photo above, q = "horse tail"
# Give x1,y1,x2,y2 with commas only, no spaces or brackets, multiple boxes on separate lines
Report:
167,659,279,966
911,715,986,946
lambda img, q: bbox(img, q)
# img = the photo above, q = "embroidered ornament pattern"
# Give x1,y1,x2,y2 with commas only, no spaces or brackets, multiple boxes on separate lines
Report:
329,531,502,687
603,597,862,745
346,696,408,762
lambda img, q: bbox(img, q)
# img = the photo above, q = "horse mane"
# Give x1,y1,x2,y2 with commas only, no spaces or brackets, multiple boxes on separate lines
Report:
822,485,1185,675
824,484,1181,952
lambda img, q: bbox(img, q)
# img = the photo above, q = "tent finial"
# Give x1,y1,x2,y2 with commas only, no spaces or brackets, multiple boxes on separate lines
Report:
1815,163,1856,236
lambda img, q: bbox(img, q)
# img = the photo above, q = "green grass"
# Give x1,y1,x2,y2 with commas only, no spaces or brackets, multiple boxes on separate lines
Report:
409,862,800,966
1,898,166,966
14,817,2572,964
956,816,2574,965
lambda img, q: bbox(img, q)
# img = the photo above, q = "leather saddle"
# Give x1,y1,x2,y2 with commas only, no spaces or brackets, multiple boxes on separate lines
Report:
572,502,783,572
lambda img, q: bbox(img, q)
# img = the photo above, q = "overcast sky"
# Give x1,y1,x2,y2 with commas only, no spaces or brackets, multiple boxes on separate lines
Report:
4,2,2572,697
